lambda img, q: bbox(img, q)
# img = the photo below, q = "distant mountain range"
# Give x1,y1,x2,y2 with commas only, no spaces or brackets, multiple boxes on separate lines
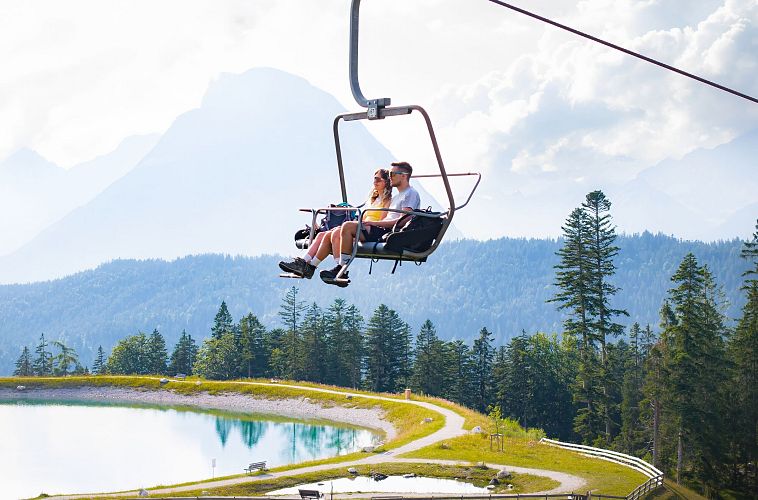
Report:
0,68,446,284
0,67,754,284
0,135,159,256
0,233,750,375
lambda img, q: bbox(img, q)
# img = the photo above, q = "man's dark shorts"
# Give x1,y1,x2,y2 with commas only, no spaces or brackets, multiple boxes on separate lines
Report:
361,225,390,242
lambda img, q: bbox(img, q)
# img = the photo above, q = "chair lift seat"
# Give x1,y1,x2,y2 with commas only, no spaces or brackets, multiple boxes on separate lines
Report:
294,238,428,262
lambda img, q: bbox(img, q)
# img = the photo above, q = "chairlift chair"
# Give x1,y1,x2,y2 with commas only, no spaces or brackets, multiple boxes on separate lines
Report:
282,0,481,284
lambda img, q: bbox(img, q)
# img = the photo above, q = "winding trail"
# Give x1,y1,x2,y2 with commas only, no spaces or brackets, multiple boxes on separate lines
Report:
45,381,584,499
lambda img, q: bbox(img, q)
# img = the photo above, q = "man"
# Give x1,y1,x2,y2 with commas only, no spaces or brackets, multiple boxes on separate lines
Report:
280,161,420,287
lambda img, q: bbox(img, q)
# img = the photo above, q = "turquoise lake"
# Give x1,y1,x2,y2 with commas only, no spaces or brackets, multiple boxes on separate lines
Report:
0,399,378,499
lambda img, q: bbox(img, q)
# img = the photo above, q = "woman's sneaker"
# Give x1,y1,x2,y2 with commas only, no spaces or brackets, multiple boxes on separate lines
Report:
278,257,316,279
319,265,350,287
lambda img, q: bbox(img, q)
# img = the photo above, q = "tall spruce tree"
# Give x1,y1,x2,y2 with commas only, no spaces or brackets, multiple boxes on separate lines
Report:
550,206,602,443
301,303,327,383
212,301,235,340
442,340,474,407
726,220,758,492
617,323,647,455
662,254,728,488
145,329,168,374
32,333,53,376
14,346,33,376
169,330,198,376
239,314,267,378
410,320,446,397
92,345,106,375
583,190,627,444
278,286,305,380
324,299,363,388
364,304,407,393
471,327,495,412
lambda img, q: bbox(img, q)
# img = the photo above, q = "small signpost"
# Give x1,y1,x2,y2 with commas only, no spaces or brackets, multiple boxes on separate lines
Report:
490,432,504,452
212,457,216,478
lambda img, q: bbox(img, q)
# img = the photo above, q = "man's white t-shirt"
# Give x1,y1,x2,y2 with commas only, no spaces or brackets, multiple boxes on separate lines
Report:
387,185,421,220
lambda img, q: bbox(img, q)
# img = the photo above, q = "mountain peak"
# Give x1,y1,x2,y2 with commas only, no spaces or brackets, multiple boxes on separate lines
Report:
0,148,62,178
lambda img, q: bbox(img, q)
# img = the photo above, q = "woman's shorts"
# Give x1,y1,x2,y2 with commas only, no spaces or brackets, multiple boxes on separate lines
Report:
361,225,390,243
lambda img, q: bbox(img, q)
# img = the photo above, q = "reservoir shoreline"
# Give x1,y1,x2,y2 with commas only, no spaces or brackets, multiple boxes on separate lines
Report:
0,386,396,440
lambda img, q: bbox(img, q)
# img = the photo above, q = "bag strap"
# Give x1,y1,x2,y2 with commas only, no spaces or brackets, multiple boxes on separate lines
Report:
392,211,416,232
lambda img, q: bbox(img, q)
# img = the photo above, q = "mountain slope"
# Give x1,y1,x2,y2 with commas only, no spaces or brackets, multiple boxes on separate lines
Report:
0,68,443,284
0,233,749,375
0,135,159,256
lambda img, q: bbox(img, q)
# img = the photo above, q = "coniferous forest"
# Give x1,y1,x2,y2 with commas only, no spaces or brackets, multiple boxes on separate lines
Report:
11,192,758,497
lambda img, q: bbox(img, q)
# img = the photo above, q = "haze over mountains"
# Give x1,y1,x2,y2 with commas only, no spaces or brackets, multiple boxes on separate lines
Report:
0,67,755,285
0,134,159,256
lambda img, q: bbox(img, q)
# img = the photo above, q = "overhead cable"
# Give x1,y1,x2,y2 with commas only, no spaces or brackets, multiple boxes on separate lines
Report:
486,0,758,104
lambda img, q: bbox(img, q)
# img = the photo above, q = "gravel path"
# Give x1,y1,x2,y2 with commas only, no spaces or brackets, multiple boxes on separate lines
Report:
5,381,585,498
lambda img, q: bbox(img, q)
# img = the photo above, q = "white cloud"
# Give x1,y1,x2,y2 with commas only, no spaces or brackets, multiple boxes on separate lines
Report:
0,0,754,243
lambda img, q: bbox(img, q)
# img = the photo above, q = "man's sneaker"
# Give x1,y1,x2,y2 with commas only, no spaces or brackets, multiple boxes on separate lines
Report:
320,265,350,287
279,257,316,279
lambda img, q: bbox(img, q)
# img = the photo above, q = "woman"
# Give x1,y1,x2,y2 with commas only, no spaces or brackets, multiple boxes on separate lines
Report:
279,168,392,278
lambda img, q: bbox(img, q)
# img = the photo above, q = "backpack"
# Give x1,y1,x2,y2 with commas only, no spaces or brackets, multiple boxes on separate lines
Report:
293,203,357,242
319,202,357,231
382,207,443,253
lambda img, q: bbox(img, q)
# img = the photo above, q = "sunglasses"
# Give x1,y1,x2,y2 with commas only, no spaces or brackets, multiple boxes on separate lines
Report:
390,171,408,176
373,176,385,181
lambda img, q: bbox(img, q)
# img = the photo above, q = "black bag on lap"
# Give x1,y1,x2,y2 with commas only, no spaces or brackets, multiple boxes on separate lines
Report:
382,207,443,253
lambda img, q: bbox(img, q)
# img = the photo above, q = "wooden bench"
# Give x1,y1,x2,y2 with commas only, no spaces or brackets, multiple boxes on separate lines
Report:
298,489,323,499
244,461,267,474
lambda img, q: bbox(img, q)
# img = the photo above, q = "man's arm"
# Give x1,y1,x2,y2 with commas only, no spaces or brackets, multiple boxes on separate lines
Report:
364,207,415,229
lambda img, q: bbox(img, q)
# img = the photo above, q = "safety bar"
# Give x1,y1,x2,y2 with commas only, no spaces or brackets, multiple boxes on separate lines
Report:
411,172,482,211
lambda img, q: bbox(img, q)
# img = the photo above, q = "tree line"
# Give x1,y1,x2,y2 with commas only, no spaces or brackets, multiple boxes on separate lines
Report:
13,191,756,497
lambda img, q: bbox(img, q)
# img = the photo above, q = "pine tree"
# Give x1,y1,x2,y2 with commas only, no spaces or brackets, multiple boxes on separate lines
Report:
145,329,168,374
583,190,628,444
617,323,647,455
278,287,305,380
471,327,494,412
301,303,327,383
168,330,198,376
342,304,364,388
410,320,446,397
32,333,53,376
212,301,235,340
324,300,363,388
549,206,603,443
395,323,413,391
661,254,728,487
92,345,106,375
239,314,267,378
442,340,474,407
364,304,407,393
726,220,758,492
14,346,33,376
52,340,79,376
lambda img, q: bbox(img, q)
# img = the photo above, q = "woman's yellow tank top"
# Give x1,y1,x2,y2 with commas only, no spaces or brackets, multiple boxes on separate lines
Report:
363,197,389,222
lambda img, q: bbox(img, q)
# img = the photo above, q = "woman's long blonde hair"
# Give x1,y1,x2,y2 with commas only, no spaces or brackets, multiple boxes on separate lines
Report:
369,168,392,206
